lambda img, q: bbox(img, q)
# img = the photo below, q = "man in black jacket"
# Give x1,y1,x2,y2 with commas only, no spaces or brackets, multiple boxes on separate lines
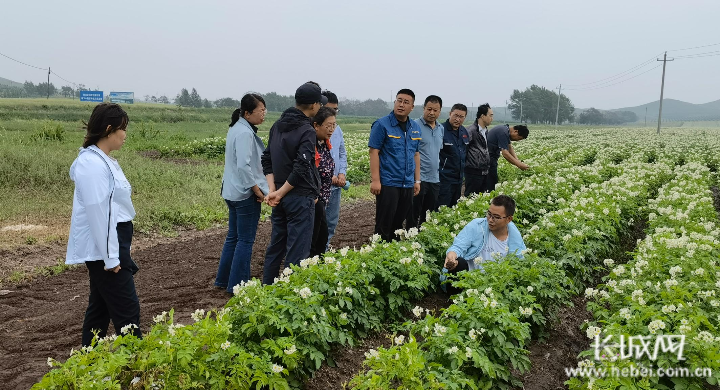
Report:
438,104,469,208
464,103,493,196
261,82,327,284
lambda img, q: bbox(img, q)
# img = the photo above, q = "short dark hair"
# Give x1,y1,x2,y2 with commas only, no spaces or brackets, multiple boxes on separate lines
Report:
450,103,467,113
491,194,516,216
230,93,265,127
476,103,491,120
312,106,337,127
322,90,339,105
515,125,529,139
396,89,415,101
424,95,442,107
82,103,129,148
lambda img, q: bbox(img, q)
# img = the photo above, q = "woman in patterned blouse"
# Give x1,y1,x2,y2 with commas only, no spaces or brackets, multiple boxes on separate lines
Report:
309,107,337,257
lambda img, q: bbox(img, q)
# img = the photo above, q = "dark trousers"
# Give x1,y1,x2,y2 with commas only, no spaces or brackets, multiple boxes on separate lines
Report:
446,257,470,295
82,221,141,347
406,181,440,229
215,197,261,292
488,163,499,192
310,199,328,257
375,186,413,242
464,171,490,196
438,181,463,208
263,193,315,284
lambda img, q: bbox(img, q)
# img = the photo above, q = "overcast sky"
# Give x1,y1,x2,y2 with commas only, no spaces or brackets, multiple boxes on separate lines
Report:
2,0,719,110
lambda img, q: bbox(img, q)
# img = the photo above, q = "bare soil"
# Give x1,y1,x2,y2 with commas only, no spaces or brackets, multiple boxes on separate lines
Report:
0,200,375,389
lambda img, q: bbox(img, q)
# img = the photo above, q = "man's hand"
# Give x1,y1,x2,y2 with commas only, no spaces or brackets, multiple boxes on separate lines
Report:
337,173,346,188
413,182,420,196
265,191,283,207
518,162,530,171
332,175,339,186
253,188,265,203
105,265,121,273
370,180,381,195
444,251,458,271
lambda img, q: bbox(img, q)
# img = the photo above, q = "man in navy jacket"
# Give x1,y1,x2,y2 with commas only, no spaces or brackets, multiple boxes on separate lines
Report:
261,82,327,284
438,104,469,208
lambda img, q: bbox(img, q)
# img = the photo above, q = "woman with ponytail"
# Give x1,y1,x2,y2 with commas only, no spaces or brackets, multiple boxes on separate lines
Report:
215,93,269,293
66,103,141,346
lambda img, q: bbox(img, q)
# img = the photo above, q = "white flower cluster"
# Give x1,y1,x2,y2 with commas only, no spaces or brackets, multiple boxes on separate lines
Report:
284,345,297,355
648,319,666,334
412,306,424,318
394,335,405,345
296,287,312,299
691,267,705,277
619,307,632,320
220,341,231,350
153,311,168,323
679,319,691,334
519,306,533,316
603,259,615,267
120,323,138,335
167,323,184,336
272,364,284,373
586,326,601,339
191,309,205,322
364,349,380,359
434,323,447,337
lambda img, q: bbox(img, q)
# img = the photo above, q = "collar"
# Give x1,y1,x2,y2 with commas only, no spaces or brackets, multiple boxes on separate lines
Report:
419,117,440,130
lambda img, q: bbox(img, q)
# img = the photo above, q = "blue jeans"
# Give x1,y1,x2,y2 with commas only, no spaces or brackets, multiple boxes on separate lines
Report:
263,193,315,284
215,197,261,293
325,187,342,250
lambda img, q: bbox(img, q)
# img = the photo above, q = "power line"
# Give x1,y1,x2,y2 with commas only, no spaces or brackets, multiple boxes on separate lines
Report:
564,64,662,91
673,50,720,59
51,70,78,86
0,51,48,70
667,42,720,52
563,52,664,87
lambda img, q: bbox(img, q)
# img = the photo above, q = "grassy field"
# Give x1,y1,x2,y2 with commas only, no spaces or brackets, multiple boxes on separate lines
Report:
0,99,377,248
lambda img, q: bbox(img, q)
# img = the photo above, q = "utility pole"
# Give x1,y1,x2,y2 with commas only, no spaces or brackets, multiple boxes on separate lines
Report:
656,52,673,134
520,99,523,123
505,100,508,121
645,106,647,127
555,84,562,128
47,67,51,99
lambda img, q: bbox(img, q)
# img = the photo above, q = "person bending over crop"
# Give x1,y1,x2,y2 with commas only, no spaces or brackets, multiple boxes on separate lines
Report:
444,195,526,276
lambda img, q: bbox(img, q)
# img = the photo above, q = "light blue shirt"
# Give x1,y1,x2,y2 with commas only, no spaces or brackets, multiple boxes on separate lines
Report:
329,125,347,185
415,117,444,183
221,118,270,201
447,218,526,271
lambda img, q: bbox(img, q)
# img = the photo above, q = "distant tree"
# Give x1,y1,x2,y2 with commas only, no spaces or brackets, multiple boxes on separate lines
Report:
144,94,151,102
61,86,74,98
190,88,202,108
175,88,191,107
75,84,87,98
158,95,170,104
36,82,57,97
508,85,575,124
150,95,158,103
214,97,241,108
202,98,212,108
24,81,36,97
578,108,637,125
578,108,605,124
263,92,295,112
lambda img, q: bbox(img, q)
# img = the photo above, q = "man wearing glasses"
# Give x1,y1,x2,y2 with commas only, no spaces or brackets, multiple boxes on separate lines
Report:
321,91,347,250
443,195,526,275
438,104,470,208
368,89,422,242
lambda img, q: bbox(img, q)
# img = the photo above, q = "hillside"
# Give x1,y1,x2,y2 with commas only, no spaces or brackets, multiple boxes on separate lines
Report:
610,98,720,122
0,76,23,88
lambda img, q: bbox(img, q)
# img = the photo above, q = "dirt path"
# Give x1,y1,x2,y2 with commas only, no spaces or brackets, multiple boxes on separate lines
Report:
0,200,375,390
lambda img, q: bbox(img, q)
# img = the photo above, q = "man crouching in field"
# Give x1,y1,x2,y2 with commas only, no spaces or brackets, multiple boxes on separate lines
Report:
444,195,526,275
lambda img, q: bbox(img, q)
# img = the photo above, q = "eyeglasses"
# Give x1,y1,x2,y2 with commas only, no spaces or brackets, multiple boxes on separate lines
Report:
395,98,412,105
450,113,467,120
324,122,337,130
253,108,267,114
486,210,508,222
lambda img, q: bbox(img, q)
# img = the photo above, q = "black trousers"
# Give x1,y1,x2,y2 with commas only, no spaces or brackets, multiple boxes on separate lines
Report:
405,182,440,229
488,163,499,192
375,186,413,242
438,182,463,208
310,199,328,257
82,221,141,346
446,257,470,295
464,171,490,196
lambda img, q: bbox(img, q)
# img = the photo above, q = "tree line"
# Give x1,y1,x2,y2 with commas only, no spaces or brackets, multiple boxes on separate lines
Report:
577,108,638,125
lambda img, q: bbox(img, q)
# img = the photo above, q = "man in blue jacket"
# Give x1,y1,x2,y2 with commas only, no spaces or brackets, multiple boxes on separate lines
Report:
261,82,327,284
368,89,421,242
438,104,469,208
444,194,526,273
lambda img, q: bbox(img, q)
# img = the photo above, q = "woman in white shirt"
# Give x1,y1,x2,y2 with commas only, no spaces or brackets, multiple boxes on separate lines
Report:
65,103,141,346
215,94,269,293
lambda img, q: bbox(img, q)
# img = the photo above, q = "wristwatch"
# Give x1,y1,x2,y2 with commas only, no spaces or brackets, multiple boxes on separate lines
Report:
415,180,421,184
